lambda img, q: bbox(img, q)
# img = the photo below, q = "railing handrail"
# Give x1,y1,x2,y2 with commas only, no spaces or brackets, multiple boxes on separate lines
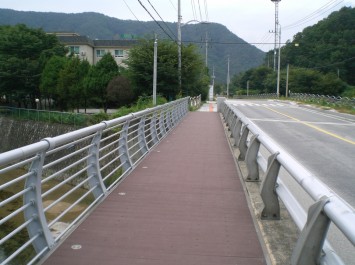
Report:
0,97,192,265
219,98,354,265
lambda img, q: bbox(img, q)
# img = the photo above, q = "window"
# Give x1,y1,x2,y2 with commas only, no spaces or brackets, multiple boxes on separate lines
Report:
96,49,106,57
115,49,124,57
68,46,80,54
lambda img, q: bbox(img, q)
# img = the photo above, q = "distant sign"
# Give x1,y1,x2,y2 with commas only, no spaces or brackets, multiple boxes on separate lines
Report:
209,85,214,101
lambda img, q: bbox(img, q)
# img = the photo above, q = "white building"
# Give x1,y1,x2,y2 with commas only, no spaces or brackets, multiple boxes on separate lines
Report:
54,33,138,67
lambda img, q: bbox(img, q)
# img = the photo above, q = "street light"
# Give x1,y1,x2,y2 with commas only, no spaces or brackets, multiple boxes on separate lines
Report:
35,98,39,110
35,98,40,121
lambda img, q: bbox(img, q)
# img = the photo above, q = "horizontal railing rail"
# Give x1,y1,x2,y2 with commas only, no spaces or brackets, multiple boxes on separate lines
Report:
218,98,355,265
0,98,190,265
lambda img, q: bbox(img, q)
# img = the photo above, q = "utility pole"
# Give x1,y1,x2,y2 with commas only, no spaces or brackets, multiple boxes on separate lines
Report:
205,31,208,67
286,63,289,98
177,0,182,93
270,0,281,71
276,25,281,97
227,55,230,98
153,35,157,105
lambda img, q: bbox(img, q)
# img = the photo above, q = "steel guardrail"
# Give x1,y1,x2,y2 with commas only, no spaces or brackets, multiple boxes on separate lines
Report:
0,98,190,265
218,98,355,265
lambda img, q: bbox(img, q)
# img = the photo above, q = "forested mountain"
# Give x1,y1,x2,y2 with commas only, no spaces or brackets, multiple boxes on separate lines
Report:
0,9,265,83
277,6,355,86
232,7,354,98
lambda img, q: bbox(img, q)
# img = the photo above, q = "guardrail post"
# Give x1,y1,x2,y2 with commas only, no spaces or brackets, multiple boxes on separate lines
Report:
238,125,249,161
118,119,133,172
24,151,54,255
150,112,159,145
87,131,107,198
291,196,331,265
138,115,149,155
245,134,260,181
159,110,167,137
231,117,242,146
228,113,237,137
260,152,281,220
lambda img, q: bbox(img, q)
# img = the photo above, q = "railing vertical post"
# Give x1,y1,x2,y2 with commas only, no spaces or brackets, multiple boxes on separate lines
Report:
260,152,281,220
118,118,133,172
87,130,107,198
245,134,260,181
232,118,242,147
291,196,331,265
165,109,172,132
150,112,159,146
24,151,54,255
138,115,149,156
238,125,249,161
159,110,167,137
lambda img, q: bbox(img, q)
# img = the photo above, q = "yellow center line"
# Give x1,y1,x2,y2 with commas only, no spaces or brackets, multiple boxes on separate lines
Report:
263,106,355,145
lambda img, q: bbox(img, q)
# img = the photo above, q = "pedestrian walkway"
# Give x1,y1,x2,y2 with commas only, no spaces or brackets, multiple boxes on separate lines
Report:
42,112,266,265
197,101,217,112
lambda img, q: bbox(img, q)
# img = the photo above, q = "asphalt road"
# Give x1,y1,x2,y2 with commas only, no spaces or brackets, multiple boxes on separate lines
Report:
228,99,355,207
227,98,355,264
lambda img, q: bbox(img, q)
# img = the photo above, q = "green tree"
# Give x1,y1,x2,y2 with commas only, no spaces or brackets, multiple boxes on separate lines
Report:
40,55,67,109
57,56,90,111
279,7,355,86
126,39,209,100
106,76,134,108
0,24,66,107
84,53,118,112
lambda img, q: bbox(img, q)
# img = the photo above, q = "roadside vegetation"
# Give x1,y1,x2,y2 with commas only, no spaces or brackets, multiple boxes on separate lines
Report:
0,24,208,117
223,7,354,111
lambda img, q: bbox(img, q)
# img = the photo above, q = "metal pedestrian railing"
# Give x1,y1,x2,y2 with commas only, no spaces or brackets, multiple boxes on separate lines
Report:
218,98,355,265
0,98,189,265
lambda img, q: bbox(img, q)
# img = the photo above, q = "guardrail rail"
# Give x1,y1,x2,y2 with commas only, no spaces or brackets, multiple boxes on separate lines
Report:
0,98,190,265
218,97,355,265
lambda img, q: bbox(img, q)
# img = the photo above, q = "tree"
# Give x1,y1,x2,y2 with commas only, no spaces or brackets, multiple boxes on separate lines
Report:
84,53,118,112
40,55,67,109
0,24,66,107
106,76,134,108
56,56,90,111
126,39,209,100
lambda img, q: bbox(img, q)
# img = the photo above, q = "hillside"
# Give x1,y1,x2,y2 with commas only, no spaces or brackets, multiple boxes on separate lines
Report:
0,9,265,83
279,6,355,86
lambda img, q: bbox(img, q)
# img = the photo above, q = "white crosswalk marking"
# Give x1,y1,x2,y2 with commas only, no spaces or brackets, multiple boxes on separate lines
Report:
232,103,285,107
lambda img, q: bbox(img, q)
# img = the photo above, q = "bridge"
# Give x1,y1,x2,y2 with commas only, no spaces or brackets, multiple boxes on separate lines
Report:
0,97,354,265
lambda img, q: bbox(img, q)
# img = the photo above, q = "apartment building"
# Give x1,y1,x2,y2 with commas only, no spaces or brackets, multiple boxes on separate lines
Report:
55,33,138,67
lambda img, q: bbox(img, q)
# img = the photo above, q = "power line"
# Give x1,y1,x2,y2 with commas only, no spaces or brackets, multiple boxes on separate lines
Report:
197,0,203,21
204,0,209,22
191,0,197,20
122,0,151,31
309,56,355,69
284,0,344,30
168,0,177,11
146,0,177,39
137,0,176,42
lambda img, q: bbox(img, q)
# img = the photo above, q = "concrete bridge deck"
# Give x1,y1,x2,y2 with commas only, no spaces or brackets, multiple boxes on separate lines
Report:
42,111,266,265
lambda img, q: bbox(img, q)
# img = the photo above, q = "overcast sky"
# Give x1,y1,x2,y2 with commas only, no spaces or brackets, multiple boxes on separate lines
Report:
1,0,354,51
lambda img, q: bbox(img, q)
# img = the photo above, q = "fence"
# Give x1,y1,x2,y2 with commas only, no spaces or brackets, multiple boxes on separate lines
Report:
0,98,189,265
218,98,355,265
0,107,88,126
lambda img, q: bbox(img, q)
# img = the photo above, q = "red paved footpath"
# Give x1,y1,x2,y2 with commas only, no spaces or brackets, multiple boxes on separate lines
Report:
42,112,266,265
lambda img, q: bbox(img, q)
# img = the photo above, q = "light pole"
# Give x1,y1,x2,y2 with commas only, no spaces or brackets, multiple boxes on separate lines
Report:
35,98,39,121
177,0,182,93
153,36,157,105
271,0,281,72
276,25,281,97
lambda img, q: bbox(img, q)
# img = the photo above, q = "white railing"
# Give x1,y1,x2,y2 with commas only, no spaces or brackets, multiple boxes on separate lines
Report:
218,98,355,265
0,98,189,265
